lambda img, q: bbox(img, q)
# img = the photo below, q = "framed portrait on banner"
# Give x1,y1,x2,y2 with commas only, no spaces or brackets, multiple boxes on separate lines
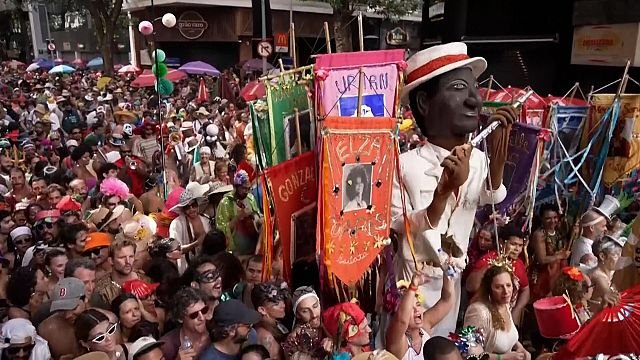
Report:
284,109,315,160
342,163,373,212
290,202,317,264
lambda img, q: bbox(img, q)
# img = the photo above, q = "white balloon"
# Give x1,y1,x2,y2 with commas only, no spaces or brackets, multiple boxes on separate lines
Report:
205,124,219,137
162,13,177,28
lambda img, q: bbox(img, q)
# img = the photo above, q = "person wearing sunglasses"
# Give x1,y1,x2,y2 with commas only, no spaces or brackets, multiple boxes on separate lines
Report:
75,309,127,360
83,232,112,279
0,318,51,360
160,287,211,360
9,226,33,266
251,283,289,359
33,209,61,247
201,299,261,360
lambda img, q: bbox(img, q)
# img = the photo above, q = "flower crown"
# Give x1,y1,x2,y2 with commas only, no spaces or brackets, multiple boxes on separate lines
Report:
562,266,585,282
488,254,514,273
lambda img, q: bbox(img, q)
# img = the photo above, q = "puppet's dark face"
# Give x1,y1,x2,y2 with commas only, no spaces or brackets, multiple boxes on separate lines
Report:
414,67,482,139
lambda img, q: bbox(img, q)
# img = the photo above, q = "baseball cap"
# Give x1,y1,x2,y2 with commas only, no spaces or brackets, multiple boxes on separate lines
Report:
128,336,164,360
35,209,61,223
84,232,112,252
0,318,36,349
66,139,79,148
213,299,260,327
50,277,85,312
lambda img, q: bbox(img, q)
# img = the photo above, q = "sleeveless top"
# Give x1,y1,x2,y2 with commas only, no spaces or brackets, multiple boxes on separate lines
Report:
194,161,215,181
402,329,430,360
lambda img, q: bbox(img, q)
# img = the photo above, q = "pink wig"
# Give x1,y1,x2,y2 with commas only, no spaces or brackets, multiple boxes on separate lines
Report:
100,178,130,200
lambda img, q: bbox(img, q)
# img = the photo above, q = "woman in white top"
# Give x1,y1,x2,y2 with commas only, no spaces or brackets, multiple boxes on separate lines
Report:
464,263,531,360
386,270,454,360
190,146,216,184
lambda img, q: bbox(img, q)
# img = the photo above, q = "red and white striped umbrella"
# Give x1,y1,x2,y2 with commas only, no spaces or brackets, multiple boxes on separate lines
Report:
197,78,209,104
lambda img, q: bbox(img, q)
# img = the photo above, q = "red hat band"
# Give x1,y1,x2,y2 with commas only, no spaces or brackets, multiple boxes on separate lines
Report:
406,54,470,85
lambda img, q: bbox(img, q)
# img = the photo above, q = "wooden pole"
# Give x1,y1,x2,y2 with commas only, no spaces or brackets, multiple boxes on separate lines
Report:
278,58,285,72
294,108,303,156
358,11,364,51
323,22,332,54
357,67,364,117
290,22,297,68
616,59,632,99
568,82,579,101
485,75,494,101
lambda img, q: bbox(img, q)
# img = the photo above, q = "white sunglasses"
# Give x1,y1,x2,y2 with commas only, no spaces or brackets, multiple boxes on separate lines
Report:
91,322,118,343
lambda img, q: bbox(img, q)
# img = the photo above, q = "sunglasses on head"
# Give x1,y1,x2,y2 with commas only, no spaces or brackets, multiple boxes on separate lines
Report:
90,322,118,343
5,343,35,355
187,305,210,320
197,269,221,284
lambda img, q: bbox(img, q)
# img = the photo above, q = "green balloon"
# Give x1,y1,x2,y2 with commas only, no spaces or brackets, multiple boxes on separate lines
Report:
152,63,168,78
156,78,174,97
153,49,166,63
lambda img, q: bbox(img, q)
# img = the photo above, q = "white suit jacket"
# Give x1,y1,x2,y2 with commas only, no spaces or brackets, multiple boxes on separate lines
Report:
391,142,506,336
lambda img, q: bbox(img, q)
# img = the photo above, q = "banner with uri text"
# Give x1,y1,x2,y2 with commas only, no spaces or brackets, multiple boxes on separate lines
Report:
314,50,405,119
318,117,396,285
264,152,317,281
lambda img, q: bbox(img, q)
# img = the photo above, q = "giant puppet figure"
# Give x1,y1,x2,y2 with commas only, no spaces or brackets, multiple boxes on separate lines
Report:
391,42,515,336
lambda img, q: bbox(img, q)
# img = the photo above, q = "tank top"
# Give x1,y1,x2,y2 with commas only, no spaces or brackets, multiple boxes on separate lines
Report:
402,329,430,360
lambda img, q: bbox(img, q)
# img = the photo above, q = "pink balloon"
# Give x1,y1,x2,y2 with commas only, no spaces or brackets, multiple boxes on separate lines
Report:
138,21,154,36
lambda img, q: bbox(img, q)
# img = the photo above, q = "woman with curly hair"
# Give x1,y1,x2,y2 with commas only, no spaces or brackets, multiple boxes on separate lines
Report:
343,165,371,211
552,267,593,325
463,263,531,359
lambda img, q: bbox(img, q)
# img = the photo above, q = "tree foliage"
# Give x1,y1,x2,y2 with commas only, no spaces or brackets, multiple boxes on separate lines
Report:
311,0,422,52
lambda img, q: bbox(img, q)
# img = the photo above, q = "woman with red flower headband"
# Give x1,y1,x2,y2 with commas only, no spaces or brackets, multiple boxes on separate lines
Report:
552,267,593,325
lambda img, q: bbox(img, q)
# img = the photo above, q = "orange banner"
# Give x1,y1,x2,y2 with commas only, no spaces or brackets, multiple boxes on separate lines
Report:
264,152,317,281
318,117,396,285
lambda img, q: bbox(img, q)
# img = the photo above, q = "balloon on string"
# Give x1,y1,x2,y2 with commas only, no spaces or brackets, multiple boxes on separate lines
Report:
156,78,174,97
152,63,168,78
153,49,166,63
162,13,177,28
138,21,154,36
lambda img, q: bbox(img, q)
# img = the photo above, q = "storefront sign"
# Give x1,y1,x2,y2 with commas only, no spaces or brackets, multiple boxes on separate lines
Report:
275,32,289,53
264,152,317,280
385,27,408,46
571,23,640,67
177,11,208,40
318,117,396,285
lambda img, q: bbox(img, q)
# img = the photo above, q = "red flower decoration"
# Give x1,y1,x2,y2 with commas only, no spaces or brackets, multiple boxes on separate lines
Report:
562,266,584,282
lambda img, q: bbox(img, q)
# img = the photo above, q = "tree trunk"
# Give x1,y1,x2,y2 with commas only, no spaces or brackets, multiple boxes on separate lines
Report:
101,24,114,76
333,11,353,53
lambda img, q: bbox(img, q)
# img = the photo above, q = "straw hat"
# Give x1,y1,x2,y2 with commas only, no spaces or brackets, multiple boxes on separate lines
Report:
196,107,211,116
401,42,487,103
184,135,202,153
87,205,131,231
34,104,47,115
169,182,210,213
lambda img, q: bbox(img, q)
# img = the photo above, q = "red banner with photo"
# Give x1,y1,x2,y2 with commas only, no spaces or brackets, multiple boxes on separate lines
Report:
264,152,317,281
318,117,396,285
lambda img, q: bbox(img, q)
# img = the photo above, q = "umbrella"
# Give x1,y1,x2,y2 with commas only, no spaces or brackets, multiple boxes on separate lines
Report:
71,58,86,68
26,63,40,72
118,64,141,74
242,58,274,72
178,61,221,76
49,65,76,74
196,78,209,103
87,57,104,68
554,283,640,358
4,60,25,69
239,80,266,101
131,69,187,88
35,58,54,70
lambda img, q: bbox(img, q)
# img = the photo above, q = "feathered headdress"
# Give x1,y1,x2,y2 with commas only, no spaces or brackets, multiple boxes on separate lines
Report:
100,178,130,200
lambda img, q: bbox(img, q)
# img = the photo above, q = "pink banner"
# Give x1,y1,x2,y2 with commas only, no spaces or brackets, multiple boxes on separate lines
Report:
315,50,405,119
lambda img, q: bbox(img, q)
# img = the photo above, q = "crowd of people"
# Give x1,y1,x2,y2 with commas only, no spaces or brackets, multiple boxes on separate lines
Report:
0,41,633,360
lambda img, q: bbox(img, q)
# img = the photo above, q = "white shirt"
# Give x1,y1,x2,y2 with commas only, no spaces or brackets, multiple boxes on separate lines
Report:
169,214,211,274
570,236,595,268
391,142,506,336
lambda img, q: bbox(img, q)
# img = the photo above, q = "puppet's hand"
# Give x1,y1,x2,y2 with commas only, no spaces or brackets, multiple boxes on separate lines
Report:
486,106,516,165
437,144,471,194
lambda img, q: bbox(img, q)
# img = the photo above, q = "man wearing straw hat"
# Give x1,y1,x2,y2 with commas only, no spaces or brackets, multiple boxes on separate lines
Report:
392,42,516,336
